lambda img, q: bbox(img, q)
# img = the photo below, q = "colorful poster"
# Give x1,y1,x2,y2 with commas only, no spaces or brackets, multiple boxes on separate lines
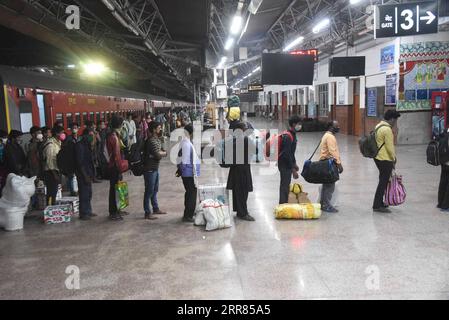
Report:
367,88,377,117
385,73,397,105
380,45,395,71
398,41,449,111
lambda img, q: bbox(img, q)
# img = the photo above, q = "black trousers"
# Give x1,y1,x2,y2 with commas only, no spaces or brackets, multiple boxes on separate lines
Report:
44,170,60,205
182,177,197,219
373,159,394,209
232,188,249,217
279,166,292,204
438,165,449,209
108,168,120,215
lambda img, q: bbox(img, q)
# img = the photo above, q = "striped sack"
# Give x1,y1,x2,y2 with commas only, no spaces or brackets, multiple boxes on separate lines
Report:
384,173,406,206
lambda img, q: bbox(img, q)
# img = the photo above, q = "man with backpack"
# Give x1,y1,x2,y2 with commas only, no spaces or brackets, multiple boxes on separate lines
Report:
372,110,401,213
278,115,302,204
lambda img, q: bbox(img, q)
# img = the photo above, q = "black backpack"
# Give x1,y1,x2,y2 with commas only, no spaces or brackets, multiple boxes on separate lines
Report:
128,140,145,176
57,141,76,176
427,140,440,166
359,125,388,158
438,133,449,164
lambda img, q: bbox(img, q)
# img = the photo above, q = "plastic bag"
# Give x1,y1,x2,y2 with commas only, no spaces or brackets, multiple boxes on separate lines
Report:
115,181,129,210
201,199,232,231
274,203,321,220
384,172,406,206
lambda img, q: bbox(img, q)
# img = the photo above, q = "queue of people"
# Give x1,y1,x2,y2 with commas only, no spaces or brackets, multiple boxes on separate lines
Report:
2,100,444,228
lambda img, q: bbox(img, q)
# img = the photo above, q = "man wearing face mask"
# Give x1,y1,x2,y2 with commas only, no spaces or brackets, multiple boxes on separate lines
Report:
278,115,302,204
319,121,343,213
0,130,8,197
43,126,65,204
5,130,27,177
26,126,44,179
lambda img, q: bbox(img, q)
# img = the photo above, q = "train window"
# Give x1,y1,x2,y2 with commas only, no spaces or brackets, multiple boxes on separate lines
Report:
82,112,88,126
90,112,94,122
56,113,63,126
95,112,100,123
106,112,110,121
100,112,104,121
75,113,80,126
67,113,73,129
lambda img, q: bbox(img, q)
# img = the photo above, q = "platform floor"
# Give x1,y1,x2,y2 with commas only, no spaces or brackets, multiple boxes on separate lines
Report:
1,118,448,300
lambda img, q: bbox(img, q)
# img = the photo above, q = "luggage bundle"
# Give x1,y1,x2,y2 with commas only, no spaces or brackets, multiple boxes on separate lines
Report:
288,183,311,204
301,140,339,184
274,203,321,220
194,199,232,231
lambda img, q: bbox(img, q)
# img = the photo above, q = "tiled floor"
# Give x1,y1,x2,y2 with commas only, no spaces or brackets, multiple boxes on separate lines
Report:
0,118,448,300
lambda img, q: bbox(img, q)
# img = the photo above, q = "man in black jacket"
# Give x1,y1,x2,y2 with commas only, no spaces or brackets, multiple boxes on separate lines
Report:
278,115,302,204
226,121,256,221
75,128,96,220
5,130,27,177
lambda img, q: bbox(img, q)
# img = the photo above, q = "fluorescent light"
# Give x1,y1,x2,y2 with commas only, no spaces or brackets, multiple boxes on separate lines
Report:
312,18,330,34
224,38,235,51
102,0,115,11
283,36,304,52
40,68,46,73
112,11,129,30
217,56,228,69
230,15,243,35
252,66,261,73
350,0,362,4
67,64,76,69
144,40,158,56
83,62,107,76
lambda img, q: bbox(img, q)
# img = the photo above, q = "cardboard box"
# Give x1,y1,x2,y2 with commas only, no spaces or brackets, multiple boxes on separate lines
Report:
44,204,72,224
56,197,80,216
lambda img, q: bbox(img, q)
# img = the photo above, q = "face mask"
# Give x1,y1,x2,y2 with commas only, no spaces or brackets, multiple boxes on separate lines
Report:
101,125,106,130
72,129,79,134
36,134,44,141
87,135,94,143
295,125,302,132
59,133,66,142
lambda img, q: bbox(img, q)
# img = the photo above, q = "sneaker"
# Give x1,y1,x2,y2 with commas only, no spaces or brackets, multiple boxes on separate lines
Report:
153,210,168,215
182,217,195,223
144,213,158,220
322,206,339,213
373,207,392,213
440,208,449,212
238,214,255,221
109,214,123,221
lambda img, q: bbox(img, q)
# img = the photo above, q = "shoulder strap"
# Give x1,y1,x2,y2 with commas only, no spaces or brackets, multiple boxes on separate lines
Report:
374,124,390,151
308,136,324,161
283,131,294,142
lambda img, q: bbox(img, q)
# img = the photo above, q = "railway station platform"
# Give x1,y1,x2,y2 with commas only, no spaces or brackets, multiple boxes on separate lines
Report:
1,118,448,300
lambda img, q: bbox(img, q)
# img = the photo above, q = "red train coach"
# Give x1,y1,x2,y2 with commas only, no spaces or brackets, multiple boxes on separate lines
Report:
0,65,179,133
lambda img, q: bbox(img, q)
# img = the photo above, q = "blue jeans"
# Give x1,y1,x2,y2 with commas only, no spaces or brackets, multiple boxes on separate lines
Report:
143,170,159,214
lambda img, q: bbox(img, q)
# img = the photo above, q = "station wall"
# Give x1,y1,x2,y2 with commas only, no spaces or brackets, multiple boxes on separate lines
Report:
257,31,449,145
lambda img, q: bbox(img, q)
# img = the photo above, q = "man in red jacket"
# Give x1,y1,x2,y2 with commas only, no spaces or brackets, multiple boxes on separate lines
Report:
106,116,128,221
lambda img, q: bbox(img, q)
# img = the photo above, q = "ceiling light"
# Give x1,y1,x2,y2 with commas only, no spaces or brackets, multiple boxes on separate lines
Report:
312,18,330,34
224,38,235,51
350,0,362,4
67,64,76,69
82,62,107,76
230,15,243,35
283,36,304,52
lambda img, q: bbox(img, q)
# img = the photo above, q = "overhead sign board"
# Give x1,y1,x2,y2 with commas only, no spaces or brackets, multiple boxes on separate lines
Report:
248,84,264,92
375,1,439,39
290,49,319,62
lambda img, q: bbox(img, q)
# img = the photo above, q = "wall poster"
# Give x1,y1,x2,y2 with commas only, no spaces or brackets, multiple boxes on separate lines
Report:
380,45,395,71
398,41,449,111
385,73,397,105
367,88,378,117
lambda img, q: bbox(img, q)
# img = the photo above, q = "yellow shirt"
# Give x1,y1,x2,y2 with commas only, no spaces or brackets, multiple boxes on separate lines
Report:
375,121,396,161
319,132,341,164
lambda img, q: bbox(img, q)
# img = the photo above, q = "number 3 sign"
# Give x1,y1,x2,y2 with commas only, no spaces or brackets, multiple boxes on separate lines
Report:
375,1,439,39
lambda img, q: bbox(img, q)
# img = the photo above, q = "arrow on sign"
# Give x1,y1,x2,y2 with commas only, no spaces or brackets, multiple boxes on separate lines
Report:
420,11,436,24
